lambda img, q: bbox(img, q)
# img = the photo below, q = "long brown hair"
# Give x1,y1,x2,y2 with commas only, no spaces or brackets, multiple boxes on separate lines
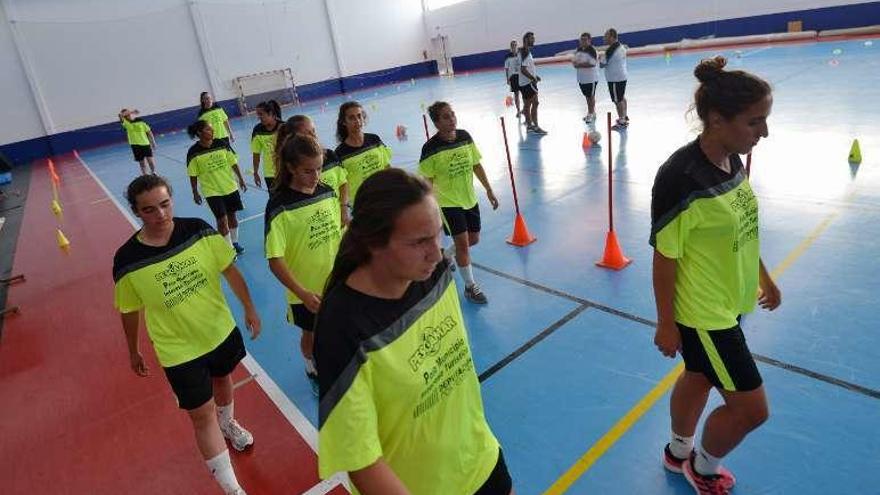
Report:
335,101,366,143
273,133,323,193
324,169,432,293
274,115,313,166
692,56,771,127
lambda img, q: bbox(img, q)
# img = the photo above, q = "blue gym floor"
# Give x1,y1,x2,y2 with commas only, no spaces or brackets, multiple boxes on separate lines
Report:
80,38,879,494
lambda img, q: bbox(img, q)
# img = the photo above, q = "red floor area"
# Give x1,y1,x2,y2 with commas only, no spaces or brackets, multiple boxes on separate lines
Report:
0,156,340,494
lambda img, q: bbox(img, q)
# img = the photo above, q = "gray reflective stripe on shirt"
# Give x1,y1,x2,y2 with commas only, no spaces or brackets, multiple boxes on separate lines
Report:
649,169,746,246
113,228,217,282
318,265,454,427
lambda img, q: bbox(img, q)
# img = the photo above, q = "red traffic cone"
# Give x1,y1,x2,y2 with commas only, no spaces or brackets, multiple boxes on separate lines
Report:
582,132,592,149
595,230,631,270
507,212,537,247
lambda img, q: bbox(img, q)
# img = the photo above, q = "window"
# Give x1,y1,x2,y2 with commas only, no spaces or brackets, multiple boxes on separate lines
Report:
424,0,471,11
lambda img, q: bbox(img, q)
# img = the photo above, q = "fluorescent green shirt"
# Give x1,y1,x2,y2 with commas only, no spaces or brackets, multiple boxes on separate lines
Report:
187,141,239,198
113,218,237,367
121,118,151,146
321,149,348,202
334,133,392,202
650,139,760,330
418,129,482,209
264,184,342,305
198,106,230,140
251,121,280,178
316,262,500,494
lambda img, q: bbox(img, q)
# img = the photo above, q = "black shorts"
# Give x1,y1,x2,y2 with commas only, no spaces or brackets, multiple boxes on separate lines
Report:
131,145,153,162
288,304,316,332
607,81,627,103
162,327,246,410
520,82,538,100
205,191,243,218
442,204,481,236
474,449,513,495
678,322,763,392
264,177,276,191
508,75,520,93
579,82,598,98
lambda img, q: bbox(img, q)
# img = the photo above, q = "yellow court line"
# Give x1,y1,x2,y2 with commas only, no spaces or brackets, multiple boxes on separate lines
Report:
542,209,842,495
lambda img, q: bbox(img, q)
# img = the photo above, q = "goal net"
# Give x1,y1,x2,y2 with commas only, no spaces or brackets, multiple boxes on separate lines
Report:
233,68,299,115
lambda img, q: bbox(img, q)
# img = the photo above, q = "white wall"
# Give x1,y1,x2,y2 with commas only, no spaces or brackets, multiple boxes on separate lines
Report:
330,0,429,76
0,1,44,145
424,0,877,58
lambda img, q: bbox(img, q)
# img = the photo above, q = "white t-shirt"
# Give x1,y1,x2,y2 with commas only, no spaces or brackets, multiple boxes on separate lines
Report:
574,49,599,84
603,43,628,82
519,51,536,86
504,53,521,79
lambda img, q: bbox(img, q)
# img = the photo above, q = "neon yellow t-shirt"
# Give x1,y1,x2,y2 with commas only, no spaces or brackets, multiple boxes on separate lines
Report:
418,129,482,209
321,149,348,202
198,106,230,140
121,118,151,146
187,140,239,198
650,139,760,330
251,121,280,178
334,133,392,202
264,184,342,305
113,218,237,367
315,261,500,494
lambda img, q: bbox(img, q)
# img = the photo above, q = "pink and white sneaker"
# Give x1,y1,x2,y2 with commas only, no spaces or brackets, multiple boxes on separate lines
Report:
682,451,737,494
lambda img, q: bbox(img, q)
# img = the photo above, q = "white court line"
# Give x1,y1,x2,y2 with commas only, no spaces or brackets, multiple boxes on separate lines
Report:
238,212,264,224
301,473,348,495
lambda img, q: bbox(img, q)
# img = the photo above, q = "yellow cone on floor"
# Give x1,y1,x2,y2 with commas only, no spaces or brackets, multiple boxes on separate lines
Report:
51,200,63,220
848,139,862,164
57,229,70,253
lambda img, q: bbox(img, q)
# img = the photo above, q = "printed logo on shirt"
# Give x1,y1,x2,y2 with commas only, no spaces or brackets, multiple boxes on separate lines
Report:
153,256,210,308
730,187,759,253
447,150,472,179
408,315,457,372
306,207,339,250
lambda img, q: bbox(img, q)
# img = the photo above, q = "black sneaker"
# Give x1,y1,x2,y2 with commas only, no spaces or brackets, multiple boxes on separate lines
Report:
465,284,488,304
306,370,319,398
233,242,245,255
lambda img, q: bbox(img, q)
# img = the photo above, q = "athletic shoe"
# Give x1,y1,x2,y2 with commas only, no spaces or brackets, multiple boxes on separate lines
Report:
227,489,247,495
306,370,320,398
220,419,254,452
682,452,737,494
662,443,687,473
532,126,548,135
616,118,629,127
583,113,596,123
233,243,245,255
465,284,488,304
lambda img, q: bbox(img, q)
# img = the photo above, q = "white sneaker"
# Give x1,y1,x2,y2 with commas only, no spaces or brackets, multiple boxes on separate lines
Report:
221,419,254,451
584,113,596,123
532,126,548,135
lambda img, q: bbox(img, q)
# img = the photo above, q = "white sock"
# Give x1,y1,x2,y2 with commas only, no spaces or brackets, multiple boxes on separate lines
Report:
459,263,475,287
304,357,317,376
669,432,694,459
230,227,239,243
694,441,722,476
216,402,233,430
224,233,233,246
205,450,241,493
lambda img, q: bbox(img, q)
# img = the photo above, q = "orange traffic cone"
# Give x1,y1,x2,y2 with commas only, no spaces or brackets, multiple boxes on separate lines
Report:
595,230,631,270
507,212,537,247
582,132,592,149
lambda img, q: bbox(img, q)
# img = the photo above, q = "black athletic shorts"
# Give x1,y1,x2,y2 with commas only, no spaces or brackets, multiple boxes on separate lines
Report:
520,82,538,100
163,327,246,410
442,204,481,236
206,191,243,218
607,81,627,103
289,303,317,333
579,82,598,98
131,145,153,162
264,177,276,191
678,321,763,392
508,75,520,93
474,449,513,495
